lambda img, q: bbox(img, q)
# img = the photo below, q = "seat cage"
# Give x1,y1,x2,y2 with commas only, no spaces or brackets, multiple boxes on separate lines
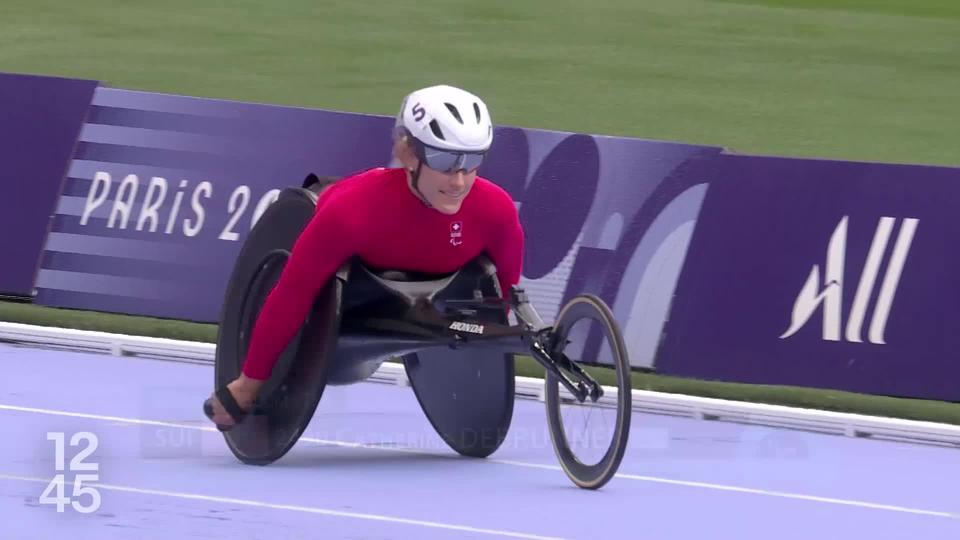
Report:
358,265,461,306
337,254,501,320
324,254,521,385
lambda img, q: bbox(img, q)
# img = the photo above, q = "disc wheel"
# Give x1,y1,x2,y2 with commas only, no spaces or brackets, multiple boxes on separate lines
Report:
212,187,337,466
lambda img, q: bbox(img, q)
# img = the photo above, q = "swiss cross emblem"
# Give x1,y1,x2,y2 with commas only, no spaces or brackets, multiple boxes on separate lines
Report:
450,221,463,246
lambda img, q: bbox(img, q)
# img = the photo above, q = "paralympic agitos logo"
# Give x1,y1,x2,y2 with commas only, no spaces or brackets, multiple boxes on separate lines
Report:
78,172,281,241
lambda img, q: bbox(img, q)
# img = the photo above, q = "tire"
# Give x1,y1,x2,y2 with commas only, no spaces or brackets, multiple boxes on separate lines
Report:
545,294,632,490
214,187,338,466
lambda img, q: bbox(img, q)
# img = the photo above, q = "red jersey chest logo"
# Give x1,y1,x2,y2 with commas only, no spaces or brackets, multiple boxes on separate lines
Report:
449,221,463,246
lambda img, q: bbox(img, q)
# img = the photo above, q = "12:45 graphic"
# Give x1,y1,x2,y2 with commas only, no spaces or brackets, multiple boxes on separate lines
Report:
40,432,101,514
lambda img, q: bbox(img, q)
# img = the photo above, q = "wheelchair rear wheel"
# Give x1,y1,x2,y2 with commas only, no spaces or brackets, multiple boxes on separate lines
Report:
545,294,632,490
214,187,339,466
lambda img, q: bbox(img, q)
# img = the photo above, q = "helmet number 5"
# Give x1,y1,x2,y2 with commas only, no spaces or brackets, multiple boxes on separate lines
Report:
412,103,425,122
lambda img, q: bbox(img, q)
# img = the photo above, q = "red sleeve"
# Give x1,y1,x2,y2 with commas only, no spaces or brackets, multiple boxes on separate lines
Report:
485,194,524,301
241,201,358,380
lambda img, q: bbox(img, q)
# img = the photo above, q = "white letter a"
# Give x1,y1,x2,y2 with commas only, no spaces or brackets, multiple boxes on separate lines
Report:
780,216,847,341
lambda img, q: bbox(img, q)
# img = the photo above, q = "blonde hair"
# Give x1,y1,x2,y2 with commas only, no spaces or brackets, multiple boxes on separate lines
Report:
391,130,417,170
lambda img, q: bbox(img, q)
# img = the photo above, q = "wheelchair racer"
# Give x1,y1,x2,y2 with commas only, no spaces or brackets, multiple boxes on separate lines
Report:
204,85,526,430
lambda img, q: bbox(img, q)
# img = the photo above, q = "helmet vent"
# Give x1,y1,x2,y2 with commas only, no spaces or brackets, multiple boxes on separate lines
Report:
429,120,446,140
473,103,482,123
445,103,463,124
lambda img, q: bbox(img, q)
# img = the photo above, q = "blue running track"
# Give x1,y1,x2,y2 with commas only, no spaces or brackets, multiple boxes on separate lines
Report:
1,342,958,539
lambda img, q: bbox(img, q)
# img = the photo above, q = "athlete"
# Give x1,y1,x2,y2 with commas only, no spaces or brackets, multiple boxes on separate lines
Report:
204,84,525,430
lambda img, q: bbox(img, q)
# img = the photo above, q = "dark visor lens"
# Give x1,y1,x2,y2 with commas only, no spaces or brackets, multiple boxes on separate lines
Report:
422,148,485,173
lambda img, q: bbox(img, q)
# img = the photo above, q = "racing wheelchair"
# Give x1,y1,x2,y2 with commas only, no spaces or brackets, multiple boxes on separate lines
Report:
210,176,632,490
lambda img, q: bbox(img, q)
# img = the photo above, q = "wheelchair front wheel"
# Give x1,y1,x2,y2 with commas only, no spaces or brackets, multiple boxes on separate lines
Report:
545,294,632,490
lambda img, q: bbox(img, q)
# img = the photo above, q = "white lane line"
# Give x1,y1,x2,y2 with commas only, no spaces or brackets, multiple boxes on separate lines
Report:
0,473,563,540
2,403,957,521
488,459,957,519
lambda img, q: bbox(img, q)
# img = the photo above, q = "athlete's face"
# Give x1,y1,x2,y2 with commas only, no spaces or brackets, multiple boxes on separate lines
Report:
415,165,477,215
395,137,478,215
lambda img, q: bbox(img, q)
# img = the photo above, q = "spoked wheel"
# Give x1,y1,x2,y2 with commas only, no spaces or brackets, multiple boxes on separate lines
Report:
545,294,631,490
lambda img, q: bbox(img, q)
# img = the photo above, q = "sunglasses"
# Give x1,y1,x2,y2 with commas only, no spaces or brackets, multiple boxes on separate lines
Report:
419,145,486,173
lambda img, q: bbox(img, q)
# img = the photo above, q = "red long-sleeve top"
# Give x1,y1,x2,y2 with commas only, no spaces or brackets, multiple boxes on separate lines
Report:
241,167,525,380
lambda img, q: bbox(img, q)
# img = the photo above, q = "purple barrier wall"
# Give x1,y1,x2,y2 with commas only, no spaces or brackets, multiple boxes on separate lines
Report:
35,85,723,375
35,87,391,322
656,154,960,401
0,73,98,297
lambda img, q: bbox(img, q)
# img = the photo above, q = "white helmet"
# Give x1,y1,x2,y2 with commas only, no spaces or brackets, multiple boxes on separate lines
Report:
396,85,493,153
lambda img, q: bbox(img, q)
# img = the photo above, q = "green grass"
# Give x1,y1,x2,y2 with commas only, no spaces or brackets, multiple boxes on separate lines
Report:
2,0,958,166
0,301,218,343
3,301,958,425
713,0,960,19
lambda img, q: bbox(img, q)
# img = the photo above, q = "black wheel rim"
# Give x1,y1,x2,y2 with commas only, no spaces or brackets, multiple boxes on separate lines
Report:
545,294,632,490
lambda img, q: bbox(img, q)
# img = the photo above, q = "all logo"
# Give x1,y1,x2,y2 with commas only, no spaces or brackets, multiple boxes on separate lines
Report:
780,215,918,345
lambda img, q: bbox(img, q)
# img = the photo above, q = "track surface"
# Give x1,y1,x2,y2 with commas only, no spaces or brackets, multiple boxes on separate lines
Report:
1,343,958,539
